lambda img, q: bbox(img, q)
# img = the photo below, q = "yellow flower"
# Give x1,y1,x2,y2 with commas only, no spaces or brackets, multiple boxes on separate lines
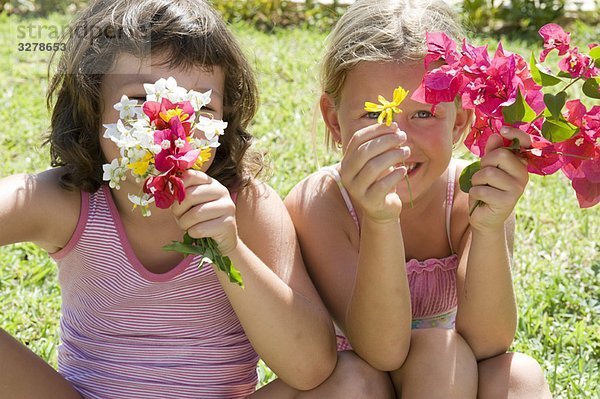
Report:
192,146,213,170
160,107,189,123
128,152,153,176
364,86,409,126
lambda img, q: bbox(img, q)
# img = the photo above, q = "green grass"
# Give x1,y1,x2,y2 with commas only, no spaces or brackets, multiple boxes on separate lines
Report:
1,13,599,397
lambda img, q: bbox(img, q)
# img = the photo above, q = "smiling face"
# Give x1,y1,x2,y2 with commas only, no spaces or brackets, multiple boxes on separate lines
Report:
100,52,225,186
322,61,470,203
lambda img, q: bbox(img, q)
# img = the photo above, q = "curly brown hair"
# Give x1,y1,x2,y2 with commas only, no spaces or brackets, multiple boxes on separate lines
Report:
46,0,262,192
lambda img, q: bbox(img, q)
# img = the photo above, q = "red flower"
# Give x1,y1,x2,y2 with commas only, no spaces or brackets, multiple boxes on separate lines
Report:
539,23,571,62
153,118,195,172
143,170,187,209
143,98,194,130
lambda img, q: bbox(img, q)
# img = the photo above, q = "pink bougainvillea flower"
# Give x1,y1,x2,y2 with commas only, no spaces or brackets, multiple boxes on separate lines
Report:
522,134,563,176
417,28,599,208
143,170,187,209
564,99,588,127
459,41,491,75
424,31,459,70
558,102,599,182
463,109,504,156
559,47,593,78
412,64,464,107
155,148,201,175
153,118,194,172
571,177,600,208
539,23,571,62
461,53,521,118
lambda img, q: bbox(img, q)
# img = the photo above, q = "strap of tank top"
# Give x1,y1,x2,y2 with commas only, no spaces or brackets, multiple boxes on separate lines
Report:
322,162,456,250
445,160,456,254
319,165,360,229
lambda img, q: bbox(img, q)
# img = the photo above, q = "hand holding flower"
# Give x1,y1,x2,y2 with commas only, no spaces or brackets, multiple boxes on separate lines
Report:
340,123,409,223
171,170,239,257
102,77,243,286
468,128,531,232
415,24,600,209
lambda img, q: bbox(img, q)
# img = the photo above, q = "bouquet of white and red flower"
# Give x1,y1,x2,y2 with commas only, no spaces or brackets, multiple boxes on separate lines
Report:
102,77,243,286
411,23,599,209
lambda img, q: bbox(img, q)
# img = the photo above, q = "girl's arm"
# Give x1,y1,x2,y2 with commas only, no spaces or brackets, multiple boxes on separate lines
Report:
285,125,412,372
0,169,79,251
286,173,411,372
171,173,336,391
455,128,530,360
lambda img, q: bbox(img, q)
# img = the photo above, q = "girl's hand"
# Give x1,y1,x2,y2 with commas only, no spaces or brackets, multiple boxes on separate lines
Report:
468,127,531,232
171,170,238,255
340,122,410,223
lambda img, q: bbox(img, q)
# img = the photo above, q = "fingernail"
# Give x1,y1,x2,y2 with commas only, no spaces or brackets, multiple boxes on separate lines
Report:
397,129,407,140
500,126,510,135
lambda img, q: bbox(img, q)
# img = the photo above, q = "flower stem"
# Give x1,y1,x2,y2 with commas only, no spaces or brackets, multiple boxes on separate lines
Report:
469,200,483,216
403,162,414,208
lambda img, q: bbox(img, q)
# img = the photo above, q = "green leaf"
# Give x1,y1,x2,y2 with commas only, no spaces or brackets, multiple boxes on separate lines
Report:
557,71,575,79
508,137,521,151
530,54,563,87
502,88,537,124
589,46,600,67
582,77,600,99
183,233,194,244
543,92,567,119
459,161,481,193
541,118,579,142
162,240,206,255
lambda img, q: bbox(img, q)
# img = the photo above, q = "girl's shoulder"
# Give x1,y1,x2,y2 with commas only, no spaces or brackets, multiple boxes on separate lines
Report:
0,167,81,253
284,167,358,243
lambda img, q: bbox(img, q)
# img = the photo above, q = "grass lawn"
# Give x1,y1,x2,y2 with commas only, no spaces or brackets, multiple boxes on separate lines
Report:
0,12,598,397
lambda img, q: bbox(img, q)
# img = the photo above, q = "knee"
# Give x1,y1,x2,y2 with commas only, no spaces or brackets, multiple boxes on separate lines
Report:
507,353,551,397
409,328,477,370
478,352,551,399
392,329,478,398
330,351,394,399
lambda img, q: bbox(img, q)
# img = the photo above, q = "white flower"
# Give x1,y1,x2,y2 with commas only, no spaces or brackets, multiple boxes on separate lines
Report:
187,89,212,111
196,116,228,141
144,77,179,102
113,95,139,120
102,158,128,189
130,120,156,151
191,136,220,150
128,193,155,217
160,139,171,149
175,138,186,148
103,120,131,145
165,86,188,103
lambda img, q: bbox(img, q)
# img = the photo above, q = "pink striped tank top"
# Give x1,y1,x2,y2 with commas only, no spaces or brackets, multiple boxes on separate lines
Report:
50,185,259,399
321,162,459,351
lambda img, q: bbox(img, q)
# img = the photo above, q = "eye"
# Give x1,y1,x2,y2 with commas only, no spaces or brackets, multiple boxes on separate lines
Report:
413,110,433,119
365,111,381,120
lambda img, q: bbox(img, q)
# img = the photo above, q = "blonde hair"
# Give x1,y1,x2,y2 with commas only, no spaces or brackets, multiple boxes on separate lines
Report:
320,0,466,146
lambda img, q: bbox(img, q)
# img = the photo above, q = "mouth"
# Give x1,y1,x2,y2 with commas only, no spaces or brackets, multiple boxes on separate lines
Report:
403,162,421,176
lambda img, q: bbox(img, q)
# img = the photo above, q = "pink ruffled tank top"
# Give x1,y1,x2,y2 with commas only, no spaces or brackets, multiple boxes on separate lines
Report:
50,185,259,399
320,162,459,351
